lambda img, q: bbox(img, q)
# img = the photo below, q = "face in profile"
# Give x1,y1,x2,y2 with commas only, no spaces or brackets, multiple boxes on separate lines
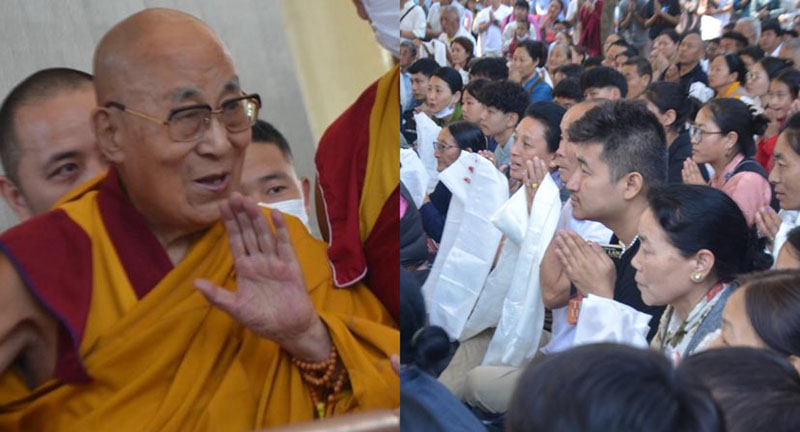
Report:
716,288,768,349
769,132,800,211
631,208,699,307
1,86,107,220
566,142,623,222
433,127,461,172
460,90,486,123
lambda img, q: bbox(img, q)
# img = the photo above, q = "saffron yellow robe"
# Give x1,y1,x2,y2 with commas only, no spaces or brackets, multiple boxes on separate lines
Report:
0,169,399,431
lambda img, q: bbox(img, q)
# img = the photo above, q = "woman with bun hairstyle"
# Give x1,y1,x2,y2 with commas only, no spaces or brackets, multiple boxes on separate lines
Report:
571,184,772,363
641,81,708,183
682,98,772,226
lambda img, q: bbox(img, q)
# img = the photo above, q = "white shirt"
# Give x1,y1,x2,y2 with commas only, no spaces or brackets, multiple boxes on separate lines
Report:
473,4,513,56
401,1,426,40
427,1,465,34
770,42,784,58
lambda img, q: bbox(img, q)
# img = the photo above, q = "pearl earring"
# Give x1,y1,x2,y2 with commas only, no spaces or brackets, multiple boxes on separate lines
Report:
691,272,703,282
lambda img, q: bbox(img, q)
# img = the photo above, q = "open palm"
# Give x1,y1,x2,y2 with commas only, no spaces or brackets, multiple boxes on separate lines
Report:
195,193,317,346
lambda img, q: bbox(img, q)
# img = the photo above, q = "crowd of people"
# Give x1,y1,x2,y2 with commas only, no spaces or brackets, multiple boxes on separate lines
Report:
400,0,800,430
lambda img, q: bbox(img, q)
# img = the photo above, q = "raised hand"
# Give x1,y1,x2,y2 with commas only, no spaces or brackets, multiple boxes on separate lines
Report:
195,192,330,361
755,206,781,242
523,157,548,212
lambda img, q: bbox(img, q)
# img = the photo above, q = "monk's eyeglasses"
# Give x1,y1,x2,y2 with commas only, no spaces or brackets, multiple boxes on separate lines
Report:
105,93,261,142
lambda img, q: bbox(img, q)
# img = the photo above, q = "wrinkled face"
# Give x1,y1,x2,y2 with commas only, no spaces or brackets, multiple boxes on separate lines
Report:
745,61,770,98
103,34,249,235
769,132,800,210
717,288,767,349
426,75,458,113
566,142,624,222
622,64,649,100
759,29,780,53
511,46,537,81
631,208,698,307
479,105,514,138
734,21,757,46
554,104,591,179
451,41,469,67
460,89,486,123
708,55,736,91
719,37,742,55
548,44,569,71
410,72,430,102
678,33,704,66
440,11,460,36
399,44,414,69
654,34,678,60
767,79,794,122
240,141,306,210
690,106,729,165
508,117,554,180
775,241,800,269
433,127,461,171
9,87,107,217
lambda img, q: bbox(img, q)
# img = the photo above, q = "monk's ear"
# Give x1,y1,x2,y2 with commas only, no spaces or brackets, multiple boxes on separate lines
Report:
93,107,124,163
0,175,32,221
300,176,311,215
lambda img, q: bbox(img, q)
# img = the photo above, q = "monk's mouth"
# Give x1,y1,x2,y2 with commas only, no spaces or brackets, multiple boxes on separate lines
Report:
194,172,230,192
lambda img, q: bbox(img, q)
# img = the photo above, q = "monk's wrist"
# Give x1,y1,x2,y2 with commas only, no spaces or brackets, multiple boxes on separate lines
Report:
279,315,332,362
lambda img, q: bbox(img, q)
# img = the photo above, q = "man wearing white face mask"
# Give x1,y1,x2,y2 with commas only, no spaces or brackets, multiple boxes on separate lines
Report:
241,120,311,230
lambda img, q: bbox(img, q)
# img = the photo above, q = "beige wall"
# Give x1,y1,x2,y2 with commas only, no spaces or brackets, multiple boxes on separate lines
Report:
0,0,389,232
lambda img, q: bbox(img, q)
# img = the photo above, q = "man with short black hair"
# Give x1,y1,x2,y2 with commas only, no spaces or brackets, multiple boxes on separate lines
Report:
469,57,509,81
602,39,630,68
553,77,584,110
621,56,652,99
402,58,440,144
720,31,749,54
760,18,784,57
553,63,585,84
555,100,667,341
475,80,529,168
614,47,639,70
241,120,311,229
580,66,628,100
0,68,107,221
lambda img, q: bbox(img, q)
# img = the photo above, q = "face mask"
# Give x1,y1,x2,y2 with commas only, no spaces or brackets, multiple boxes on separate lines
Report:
258,199,310,231
362,0,400,57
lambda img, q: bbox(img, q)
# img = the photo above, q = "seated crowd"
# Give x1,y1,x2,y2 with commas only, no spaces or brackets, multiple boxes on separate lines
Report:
401,1,800,430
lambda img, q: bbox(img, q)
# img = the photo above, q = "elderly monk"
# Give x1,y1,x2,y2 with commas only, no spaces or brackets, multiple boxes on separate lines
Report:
0,8,398,431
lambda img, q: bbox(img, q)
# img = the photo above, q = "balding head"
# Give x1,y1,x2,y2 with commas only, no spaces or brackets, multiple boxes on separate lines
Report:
92,8,255,244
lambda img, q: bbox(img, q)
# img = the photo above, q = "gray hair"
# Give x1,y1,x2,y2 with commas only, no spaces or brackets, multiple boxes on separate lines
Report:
736,17,761,41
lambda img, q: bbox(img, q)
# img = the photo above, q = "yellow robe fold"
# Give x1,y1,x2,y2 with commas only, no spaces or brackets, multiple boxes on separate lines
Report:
0,177,399,431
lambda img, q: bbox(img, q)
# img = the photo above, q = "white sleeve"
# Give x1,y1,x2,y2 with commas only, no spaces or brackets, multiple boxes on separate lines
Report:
411,8,427,39
573,294,651,348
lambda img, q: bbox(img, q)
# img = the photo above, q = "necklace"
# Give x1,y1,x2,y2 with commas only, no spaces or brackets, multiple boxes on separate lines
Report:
620,235,639,256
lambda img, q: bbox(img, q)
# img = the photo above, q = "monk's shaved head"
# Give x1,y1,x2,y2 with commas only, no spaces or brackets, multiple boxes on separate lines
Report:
93,8,234,105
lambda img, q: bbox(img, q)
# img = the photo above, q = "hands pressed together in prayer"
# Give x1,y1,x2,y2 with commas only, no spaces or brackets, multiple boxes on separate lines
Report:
682,158,706,185
195,192,331,362
554,230,617,299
